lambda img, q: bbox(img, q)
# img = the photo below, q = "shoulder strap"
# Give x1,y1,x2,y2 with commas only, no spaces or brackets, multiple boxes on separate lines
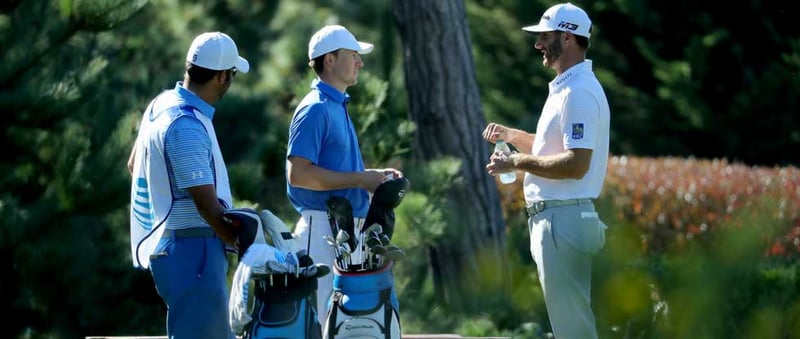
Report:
327,290,343,336
382,288,393,339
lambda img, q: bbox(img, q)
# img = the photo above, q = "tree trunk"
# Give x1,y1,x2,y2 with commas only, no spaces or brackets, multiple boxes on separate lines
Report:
391,0,507,310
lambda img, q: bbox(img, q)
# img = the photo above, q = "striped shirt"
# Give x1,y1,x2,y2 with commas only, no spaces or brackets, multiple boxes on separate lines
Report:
164,112,215,229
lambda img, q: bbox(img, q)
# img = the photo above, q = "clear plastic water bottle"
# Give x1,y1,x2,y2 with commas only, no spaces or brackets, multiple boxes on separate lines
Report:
494,139,517,184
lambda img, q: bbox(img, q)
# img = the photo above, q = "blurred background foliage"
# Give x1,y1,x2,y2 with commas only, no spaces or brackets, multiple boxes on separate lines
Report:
1,0,799,338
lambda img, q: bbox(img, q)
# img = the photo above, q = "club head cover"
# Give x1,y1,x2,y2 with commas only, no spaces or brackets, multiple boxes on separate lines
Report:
372,177,410,209
364,177,410,239
326,196,356,251
222,208,265,261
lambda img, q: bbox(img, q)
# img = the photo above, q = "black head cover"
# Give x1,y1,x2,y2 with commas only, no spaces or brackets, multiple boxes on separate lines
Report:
326,196,356,250
372,177,410,209
364,177,410,239
222,207,264,261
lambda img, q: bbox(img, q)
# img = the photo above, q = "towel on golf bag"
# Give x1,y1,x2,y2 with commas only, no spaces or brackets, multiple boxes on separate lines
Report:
324,262,401,339
260,208,299,254
223,207,299,257
229,243,290,333
223,208,324,339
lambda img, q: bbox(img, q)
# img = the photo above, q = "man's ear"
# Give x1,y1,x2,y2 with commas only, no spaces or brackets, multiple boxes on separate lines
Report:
218,70,230,84
325,53,336,67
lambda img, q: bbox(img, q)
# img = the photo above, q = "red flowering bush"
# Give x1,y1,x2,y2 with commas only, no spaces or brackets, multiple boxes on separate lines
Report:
497,155,800,257
494,156,800,336
602,155,800,257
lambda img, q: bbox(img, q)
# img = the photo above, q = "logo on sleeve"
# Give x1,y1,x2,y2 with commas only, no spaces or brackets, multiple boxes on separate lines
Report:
571,123,584,139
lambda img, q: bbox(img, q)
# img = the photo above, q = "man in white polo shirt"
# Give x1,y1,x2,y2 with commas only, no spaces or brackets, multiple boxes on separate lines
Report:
482,3,610,338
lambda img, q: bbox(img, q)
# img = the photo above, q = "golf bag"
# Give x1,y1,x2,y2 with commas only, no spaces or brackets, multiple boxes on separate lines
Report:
322,178,409,339
323,262,401,339
224,208,328,339
244,272,321,339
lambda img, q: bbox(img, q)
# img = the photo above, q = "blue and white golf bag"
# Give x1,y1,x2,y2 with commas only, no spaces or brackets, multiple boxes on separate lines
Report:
244,271,321,339
324,262,401,339
322,178,409,339
225,208,329,339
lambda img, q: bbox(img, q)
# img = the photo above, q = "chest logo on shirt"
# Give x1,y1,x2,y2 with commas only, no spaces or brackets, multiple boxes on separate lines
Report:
571,123,584,139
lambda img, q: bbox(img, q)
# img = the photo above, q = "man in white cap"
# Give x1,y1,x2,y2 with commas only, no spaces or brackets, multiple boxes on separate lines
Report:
127,31,249,339
286,24,403,324
482,3,610,338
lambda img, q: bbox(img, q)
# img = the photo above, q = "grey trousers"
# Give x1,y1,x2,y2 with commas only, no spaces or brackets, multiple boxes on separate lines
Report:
528,201,606,339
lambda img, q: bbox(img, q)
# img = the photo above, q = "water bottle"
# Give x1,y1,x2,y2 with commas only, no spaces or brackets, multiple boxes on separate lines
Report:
494,139,517,184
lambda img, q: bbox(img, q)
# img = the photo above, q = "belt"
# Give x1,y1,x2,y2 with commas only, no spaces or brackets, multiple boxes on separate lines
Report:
302,210,366,224
526,198,593,217
163,227,216,238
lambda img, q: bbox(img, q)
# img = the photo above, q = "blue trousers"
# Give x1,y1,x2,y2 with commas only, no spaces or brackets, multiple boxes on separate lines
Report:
150,232,234,339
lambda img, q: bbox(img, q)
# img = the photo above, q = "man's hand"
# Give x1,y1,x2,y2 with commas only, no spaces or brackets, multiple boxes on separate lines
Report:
482,122,535,154
482,122,509,144
361,170,388,193
188,184,238,247
486,150,517,176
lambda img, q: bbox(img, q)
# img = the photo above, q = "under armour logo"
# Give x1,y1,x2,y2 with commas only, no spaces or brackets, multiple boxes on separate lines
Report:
191,171,204,179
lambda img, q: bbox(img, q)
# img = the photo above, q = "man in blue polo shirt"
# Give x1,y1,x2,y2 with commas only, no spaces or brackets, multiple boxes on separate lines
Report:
286,24,403,322
127,31,248,339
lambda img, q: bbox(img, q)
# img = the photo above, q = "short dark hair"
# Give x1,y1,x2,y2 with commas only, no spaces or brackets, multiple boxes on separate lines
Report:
308,56,324,75
308,49,342,75
186,62,219,84
574,35,590,49
553,31,590,50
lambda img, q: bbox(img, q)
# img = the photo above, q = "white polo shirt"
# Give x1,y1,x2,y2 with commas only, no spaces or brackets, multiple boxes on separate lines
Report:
523,60,610,204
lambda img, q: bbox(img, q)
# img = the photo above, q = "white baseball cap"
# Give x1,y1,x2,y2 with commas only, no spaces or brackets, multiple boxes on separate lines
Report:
522,3,592,38
186,32,250,73
308,25,374,60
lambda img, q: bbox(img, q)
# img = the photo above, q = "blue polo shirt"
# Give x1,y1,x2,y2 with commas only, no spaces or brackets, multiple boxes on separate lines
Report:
287,79,369,217
162,82,218,228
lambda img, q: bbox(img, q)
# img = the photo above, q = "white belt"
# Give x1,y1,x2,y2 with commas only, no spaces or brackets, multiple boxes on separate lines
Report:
301,210,365,226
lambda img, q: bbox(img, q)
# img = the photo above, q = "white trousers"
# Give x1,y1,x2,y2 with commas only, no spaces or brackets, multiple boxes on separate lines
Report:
292,210,365,326
528,202,606,339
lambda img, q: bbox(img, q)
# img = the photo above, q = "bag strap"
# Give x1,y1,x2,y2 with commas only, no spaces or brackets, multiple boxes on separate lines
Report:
327,288,397,337
327,290,343,336
382,288,393,339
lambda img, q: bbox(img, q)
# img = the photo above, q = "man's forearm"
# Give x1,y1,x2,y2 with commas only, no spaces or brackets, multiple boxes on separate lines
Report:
287,160,364,191
188,185,237,246
507,128,535,154
511,150,589,180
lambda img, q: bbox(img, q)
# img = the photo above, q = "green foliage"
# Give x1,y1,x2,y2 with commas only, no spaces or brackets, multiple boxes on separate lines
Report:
391,161,453,330
0,1,165,337
65,0,149,31
348,71,415,166
3,0,800,337
471,156,800,338
586,157,800,338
